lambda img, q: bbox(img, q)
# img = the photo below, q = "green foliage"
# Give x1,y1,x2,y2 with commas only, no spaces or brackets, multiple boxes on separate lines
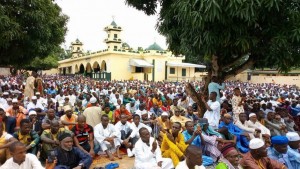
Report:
126,0,300,75
0,0,68,66
23,55,59,71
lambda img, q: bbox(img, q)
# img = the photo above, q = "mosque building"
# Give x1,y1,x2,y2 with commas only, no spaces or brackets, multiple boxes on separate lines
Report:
53,21,206,81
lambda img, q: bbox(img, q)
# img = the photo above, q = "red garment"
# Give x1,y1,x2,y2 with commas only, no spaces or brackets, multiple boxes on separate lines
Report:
161,105,170,112
114,109,132,124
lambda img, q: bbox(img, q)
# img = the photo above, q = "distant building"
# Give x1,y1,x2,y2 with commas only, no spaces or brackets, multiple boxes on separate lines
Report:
49,20,206,81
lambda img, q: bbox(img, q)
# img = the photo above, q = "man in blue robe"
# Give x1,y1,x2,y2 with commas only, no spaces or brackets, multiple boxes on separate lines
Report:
182,121,214,166
218,113,250,153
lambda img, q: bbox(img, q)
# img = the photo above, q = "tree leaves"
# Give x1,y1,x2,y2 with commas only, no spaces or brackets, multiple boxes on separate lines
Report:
0,0,68,67
125,0,300,75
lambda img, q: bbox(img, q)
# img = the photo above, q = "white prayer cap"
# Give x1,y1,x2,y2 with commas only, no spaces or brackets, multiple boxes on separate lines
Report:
35,92,40,95
12,99,18,103
3,92,9,95
286,132,300,142
90,97,97,104
161,112,169,116
249,113,256,118
249,138,264,149
141,110,148,115
29,111,37,116
31,96,37,100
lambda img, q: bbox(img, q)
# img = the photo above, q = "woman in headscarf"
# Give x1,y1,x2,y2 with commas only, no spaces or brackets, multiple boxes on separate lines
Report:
216,143,243,169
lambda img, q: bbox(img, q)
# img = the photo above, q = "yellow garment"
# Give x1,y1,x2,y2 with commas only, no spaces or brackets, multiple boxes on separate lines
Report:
170,115,189,127
161,133,187,166
0,132,10,164
152,98,162,107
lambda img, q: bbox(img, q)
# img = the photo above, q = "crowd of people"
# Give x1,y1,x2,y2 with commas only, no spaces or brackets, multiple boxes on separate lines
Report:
0,73,299,169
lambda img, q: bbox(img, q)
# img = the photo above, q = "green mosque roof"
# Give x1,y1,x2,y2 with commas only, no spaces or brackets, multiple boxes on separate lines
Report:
122,42,130,48
111,21,117,27
146,42,164,51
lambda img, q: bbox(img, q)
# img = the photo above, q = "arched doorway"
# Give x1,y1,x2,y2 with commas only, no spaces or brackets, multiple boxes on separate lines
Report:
93,61,100,73
86,63,92,73
75,65,79,73
79,64,85,74
101,60,107,72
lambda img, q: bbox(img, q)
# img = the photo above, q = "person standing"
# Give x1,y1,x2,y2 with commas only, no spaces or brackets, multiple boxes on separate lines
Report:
231,88,245,122
24,72,37,101
202,92,221,129
208,76,225,103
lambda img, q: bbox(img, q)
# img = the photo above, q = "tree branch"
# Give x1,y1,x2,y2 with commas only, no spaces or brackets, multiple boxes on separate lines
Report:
224,57,255,80
222,54,248,70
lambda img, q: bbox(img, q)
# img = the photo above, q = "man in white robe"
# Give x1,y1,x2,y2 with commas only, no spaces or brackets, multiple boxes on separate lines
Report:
94,114,122,160
26,96,45,112
246,113,270,141
135,127,173,169
202,92,220,129
235,113,262,139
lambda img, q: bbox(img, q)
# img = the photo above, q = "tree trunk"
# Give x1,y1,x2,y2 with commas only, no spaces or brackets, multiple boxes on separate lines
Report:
186,55,221,118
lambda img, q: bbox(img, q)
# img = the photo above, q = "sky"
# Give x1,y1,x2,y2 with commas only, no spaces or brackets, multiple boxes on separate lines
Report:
55,0,166,52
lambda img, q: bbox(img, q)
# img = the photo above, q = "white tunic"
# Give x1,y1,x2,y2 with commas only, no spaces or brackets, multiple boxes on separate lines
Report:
1,153,44,169
94,123,121,143
176,160,206,169
203,100,220,129
246,120,271,135
134,137,174,169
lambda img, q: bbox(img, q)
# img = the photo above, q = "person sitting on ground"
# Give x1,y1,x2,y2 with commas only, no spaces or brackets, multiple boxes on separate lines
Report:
54,132,92,169
157,112,172,138
1,141,46,169
161,122,187,166
182,121,214,166
267,135,299,169
134,127,174,169
185,106,199,123
60,105,78,130
170,108,189,129
13,119,40,155
219,113,250,153
234,113,261,139
71,115,95,158
129,114,152,156
6,99,27,128
247,113,271,144
28,111,42,135
286,132,300,169
240,138,287,169
40,120,71,162
216,143,242,169
102,103,114,123
114,114,137,158
82,97,101,128
114,104,132,124
0,122,17,164
0,108,16,134
176,145,206,169
199,118,223,161
150,103,163,118
41,109,60,130
94,114,122,161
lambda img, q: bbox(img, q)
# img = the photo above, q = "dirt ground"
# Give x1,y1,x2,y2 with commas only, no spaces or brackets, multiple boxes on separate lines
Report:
91,153,135,169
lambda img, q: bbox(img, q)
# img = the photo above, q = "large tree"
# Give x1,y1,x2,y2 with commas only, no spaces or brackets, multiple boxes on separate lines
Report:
125,0,300,116
0,0,68,66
